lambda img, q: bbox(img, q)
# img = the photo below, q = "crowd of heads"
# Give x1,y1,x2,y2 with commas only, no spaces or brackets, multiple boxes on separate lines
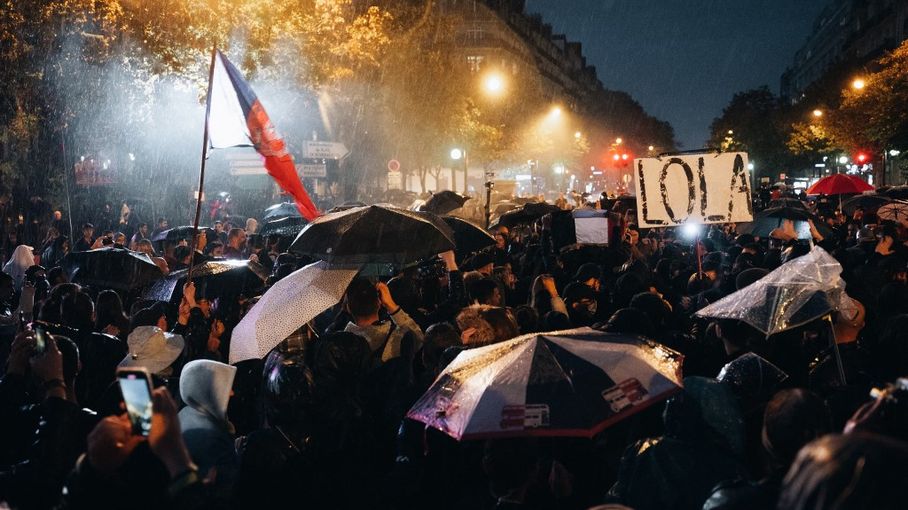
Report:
0,189,908,509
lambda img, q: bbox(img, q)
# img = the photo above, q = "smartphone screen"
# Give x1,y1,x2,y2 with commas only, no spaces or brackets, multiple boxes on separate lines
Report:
33,326,47,355
117,370,153,436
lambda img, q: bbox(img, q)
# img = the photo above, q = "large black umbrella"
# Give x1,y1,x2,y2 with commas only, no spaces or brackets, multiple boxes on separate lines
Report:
841,194,892,215
493,202,560,228
768,197,808,210
881,186,908,200
290,205,455,264
736,206,832,239
258,216,308,238
263,203,301,221
327,201,368,213
151,226,197,243
144,259,269,302
442,216,496,254
423,191,470,215
61,248,164,290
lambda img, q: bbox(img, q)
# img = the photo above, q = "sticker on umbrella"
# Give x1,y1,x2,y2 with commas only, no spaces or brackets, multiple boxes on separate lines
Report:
500,404,551,430
602,378,648,413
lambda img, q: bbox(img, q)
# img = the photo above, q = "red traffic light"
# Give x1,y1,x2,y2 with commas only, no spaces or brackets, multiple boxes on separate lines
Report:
612,154,620,161
856,153,868,163
621,154,629,160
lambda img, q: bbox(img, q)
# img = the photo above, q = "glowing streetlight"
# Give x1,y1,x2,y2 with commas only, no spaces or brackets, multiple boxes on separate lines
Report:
727,130,734,135
647,145,655,152
549,106,562,117
838,155,849,164
615,137,623,144
574,131,582,139
482,72,505,95
450,148,463,160
851,78,866,90
812,109,824,118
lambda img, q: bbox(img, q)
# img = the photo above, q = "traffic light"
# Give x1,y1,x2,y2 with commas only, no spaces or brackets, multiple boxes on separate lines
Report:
856,153,868,163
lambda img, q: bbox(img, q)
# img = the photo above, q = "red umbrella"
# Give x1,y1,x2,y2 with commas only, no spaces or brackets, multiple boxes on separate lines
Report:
807,174,874,196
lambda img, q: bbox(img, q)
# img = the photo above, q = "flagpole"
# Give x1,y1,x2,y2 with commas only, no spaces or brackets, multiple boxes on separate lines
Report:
187,48,218,282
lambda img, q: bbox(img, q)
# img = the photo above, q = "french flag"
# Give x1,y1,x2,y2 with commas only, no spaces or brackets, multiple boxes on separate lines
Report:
207,50,319,220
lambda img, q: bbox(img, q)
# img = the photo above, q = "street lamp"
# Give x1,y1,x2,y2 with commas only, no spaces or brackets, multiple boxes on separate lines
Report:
574,131,582,140
482,72,505,96
647,145,655,152
451,148,468,193
851,78,866,90
838,156,849,165
615,137,623,145
549,106,562,118
812,109,824,118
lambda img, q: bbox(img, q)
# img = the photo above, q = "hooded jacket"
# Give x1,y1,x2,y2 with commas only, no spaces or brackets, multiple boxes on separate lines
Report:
178,360,237,486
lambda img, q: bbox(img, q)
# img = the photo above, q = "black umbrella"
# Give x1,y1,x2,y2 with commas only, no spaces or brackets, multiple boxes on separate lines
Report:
423,191,470,215
151,226,198,243
144,259,269,302
841,194,891,215
736,207,831,239
768,198,808,210
263,203,302,221
493,202,560,228
290,205,455,264
258,216,308,238
442,216,496,254
327,201,367,213
61,248,164,291
882,186,908,200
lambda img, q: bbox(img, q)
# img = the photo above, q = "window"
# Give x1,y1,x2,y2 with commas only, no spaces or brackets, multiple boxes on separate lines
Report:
467,55,484,73
466,24,484,43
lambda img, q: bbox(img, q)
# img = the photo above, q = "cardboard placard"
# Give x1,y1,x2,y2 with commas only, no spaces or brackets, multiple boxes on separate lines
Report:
633,152,753,228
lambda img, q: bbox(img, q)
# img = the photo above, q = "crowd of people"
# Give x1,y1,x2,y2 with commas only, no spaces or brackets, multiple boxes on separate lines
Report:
1,188,907,510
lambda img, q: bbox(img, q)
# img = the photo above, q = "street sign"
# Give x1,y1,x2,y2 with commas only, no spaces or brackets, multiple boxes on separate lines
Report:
388,159,400,172
297,163,327,178
633,152,753,228
387,170,402,190
227,152,266,175
303,141,349,159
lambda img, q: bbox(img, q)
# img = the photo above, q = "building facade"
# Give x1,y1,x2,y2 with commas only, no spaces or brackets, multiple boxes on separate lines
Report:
781,0,908,103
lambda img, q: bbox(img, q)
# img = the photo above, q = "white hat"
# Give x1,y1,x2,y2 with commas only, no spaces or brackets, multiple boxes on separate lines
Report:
120,326,185,374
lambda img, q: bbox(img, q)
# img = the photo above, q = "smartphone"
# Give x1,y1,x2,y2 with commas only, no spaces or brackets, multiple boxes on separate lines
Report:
117,368,154,436
32,325,48,355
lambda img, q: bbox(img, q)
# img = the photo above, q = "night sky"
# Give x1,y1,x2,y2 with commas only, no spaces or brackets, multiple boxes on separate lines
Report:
525,0,830,149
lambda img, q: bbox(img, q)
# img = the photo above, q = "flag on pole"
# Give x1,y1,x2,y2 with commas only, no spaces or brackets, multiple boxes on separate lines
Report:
207,50,319,220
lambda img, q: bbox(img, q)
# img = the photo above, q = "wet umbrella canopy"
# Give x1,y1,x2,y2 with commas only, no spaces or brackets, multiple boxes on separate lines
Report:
407,327,683,440
736,207,831,240
441,216,496,255
290,205,454,264
145,259,269,302
151,226,198,243
263,202,302,220
492,202,560,228
841,194,892,215
229,260,360,363
61,247,164,290
696,247,854,336
258,216,308,238
423,190,470,215
807,174,874,196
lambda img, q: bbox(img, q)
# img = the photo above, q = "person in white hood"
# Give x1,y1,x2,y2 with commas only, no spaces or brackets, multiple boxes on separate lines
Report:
3,245,35,291
178,359,238,489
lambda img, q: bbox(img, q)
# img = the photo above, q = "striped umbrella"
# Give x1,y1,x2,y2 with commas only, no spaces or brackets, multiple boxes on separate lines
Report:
407,328,683,440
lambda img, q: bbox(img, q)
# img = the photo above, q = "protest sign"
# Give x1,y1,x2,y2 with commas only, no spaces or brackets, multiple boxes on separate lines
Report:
573,209,609,245
633,152,753,228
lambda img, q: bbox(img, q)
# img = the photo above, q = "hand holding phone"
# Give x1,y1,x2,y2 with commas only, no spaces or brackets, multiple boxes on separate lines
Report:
117,368,154,437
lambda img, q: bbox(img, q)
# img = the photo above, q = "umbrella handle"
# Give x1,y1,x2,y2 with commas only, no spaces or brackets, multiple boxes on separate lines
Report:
825,314,848,386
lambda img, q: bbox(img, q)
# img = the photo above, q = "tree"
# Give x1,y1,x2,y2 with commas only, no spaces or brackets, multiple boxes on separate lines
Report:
708,87,792,180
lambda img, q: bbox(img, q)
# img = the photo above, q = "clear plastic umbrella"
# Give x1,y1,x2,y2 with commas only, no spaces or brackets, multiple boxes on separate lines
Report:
695,247,852,336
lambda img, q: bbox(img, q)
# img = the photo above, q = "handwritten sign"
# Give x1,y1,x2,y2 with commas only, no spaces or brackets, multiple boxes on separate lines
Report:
633,152,753,228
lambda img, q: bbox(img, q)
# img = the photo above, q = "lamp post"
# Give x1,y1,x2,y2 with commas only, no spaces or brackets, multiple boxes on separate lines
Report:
484,171,495,229
451,148,468,194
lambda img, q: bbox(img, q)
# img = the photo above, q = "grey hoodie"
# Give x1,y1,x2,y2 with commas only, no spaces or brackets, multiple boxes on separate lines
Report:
178,359,237,484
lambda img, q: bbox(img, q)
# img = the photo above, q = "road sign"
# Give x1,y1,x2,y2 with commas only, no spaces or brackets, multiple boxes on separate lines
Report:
388,159,400,172
303,141,349,159
387,170,402,190
297,163,327,178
